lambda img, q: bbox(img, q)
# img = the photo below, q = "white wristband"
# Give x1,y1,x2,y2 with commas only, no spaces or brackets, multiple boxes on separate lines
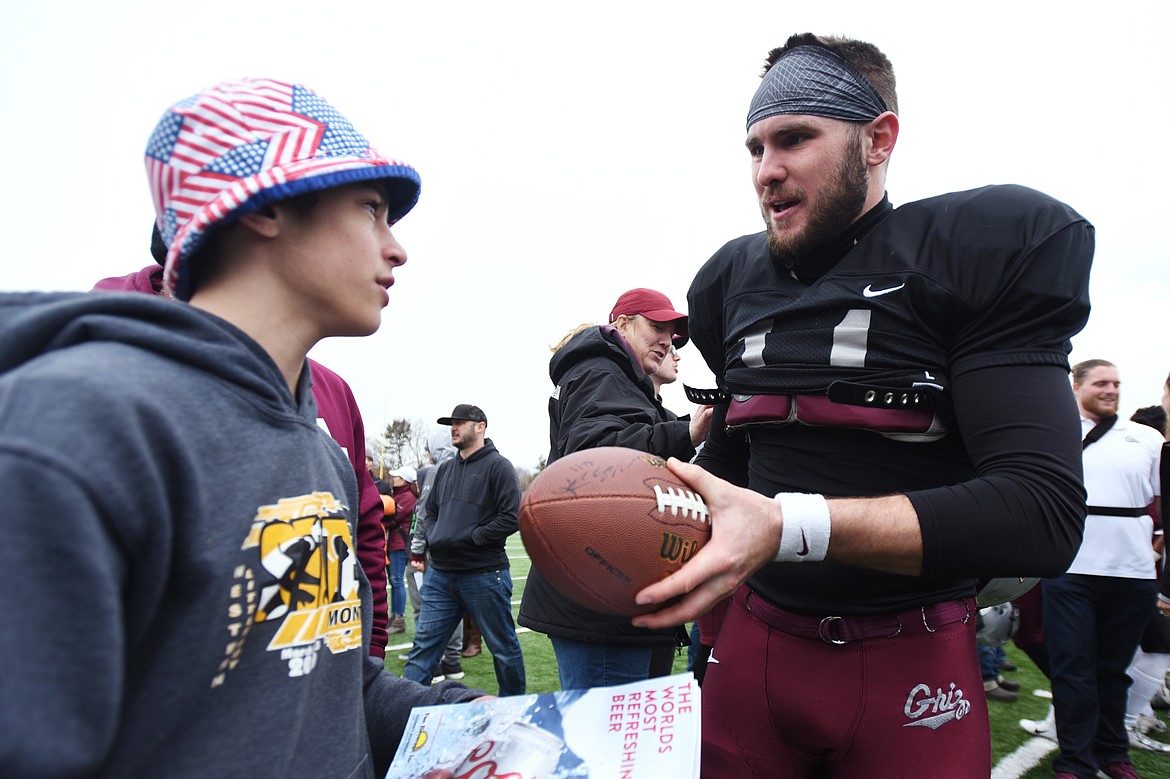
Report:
773,492,831,562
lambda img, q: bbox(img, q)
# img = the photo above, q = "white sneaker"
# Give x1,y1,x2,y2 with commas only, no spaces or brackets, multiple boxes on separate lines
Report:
1136,712,1167,734
1152,684,1170,711
1020,717,1058,743
431,674,445,684
1128,725,1170,753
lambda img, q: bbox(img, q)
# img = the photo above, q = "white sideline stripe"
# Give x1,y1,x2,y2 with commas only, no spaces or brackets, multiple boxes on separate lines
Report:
991,738,1057,779
386,627,533,653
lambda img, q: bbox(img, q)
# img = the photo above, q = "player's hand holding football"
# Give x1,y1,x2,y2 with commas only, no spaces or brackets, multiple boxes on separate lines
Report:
632,457,782,630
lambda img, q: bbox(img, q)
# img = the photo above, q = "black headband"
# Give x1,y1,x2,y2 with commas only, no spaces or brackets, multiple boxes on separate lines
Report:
747,45,888,131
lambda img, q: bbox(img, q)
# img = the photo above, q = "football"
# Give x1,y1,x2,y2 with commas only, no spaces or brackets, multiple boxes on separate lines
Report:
518,446,711,616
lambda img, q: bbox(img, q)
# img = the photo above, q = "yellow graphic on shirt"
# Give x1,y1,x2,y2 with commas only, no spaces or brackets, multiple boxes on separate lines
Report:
246,492,362,651
214,492,363,687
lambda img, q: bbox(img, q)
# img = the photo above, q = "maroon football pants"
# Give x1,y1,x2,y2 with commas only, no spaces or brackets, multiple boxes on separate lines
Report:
701,586,990,778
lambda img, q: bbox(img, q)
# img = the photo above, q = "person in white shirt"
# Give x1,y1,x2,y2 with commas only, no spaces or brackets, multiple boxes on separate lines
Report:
1044,359,1163,779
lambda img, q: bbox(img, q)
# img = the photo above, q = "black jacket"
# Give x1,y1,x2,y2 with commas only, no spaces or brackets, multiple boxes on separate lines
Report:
518,325,695,645
547,326,693,463
426,439,520,573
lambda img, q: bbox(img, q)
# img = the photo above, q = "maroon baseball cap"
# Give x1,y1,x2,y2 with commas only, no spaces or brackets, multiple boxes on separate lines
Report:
608,288,689,341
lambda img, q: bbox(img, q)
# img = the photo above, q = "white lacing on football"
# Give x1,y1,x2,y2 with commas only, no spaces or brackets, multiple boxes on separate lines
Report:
653,485,711,524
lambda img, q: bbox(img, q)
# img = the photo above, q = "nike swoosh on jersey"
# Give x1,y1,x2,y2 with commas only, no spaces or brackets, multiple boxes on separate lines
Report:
862,283,906,297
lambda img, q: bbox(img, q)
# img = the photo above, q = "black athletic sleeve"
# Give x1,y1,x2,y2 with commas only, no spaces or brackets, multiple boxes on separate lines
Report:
693,402,750,488
908,363,1086,578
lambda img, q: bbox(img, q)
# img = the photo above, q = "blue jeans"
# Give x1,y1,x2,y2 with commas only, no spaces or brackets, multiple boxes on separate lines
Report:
978,645,1006,682
550,636,654,690
404,567,525,695
687,621,702,671
1044,573,1157,777
387,549,406,617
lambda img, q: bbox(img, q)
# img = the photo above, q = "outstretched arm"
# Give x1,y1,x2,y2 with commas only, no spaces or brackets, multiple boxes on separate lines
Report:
633,363,1086,629
631,461,921,629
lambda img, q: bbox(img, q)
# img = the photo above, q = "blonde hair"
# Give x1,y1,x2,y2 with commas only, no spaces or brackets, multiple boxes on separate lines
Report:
550,323,596,354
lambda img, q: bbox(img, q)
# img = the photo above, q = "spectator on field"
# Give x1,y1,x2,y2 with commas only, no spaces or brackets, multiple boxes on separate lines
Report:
98,231,395,659
404,405,525,695
5,77,482,777
979,643,1020,703
1044,360,1162,777
518,289,713,690
367,455,392,494
384,466,418,635
406,430,465,677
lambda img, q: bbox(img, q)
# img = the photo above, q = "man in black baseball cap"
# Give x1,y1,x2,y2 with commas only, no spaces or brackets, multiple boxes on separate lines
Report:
404,403,526,695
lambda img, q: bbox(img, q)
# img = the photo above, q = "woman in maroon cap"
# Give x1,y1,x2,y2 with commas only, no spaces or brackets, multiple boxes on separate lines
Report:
518,288,713,690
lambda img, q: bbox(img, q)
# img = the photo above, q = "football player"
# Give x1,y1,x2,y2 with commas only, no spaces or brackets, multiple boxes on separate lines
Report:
633,33,1093,777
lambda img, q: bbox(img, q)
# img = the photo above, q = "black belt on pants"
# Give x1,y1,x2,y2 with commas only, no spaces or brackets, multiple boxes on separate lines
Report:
742,589,972,645
1086,505,1149,517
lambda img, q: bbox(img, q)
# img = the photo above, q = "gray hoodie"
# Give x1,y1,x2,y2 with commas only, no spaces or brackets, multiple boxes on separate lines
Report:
410,427,457,557
0,292,481,778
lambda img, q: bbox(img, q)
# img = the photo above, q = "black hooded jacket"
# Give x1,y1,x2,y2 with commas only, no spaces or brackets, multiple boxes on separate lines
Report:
0,292,482,778
518,325,695,645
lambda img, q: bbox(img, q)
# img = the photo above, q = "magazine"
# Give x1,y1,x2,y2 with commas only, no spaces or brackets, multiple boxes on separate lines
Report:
385,672,701,778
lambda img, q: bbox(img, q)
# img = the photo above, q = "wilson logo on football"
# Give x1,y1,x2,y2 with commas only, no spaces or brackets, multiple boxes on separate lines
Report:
660,532,702,564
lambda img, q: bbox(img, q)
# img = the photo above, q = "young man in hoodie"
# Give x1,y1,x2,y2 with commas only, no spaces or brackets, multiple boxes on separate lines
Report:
403,405,526,695
94,231,395,659
0,78,482,779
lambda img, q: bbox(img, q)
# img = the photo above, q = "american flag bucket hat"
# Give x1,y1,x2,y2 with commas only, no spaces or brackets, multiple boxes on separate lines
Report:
145,78,420,300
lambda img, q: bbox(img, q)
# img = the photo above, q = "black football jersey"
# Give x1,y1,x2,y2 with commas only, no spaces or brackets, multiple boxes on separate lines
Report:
688,184,1093,613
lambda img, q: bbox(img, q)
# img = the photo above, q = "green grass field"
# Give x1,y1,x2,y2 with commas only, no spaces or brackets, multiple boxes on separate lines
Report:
385,535,1170,778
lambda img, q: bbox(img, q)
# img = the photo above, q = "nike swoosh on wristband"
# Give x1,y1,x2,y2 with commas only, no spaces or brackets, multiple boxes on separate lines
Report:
862,283,905,297
797,530,809,557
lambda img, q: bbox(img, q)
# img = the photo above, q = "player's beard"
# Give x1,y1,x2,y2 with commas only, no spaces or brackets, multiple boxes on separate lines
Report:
764,128,869,265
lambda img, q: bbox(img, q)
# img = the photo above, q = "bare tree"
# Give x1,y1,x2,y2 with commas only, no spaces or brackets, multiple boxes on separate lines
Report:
407,421,432,467
379,417,430,469
515,466,538,492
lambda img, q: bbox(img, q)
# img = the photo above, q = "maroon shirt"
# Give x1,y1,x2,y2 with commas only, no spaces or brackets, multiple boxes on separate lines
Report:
384,483,417,553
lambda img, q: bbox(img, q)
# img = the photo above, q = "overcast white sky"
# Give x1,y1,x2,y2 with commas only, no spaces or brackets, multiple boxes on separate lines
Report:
2,1,1167,468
